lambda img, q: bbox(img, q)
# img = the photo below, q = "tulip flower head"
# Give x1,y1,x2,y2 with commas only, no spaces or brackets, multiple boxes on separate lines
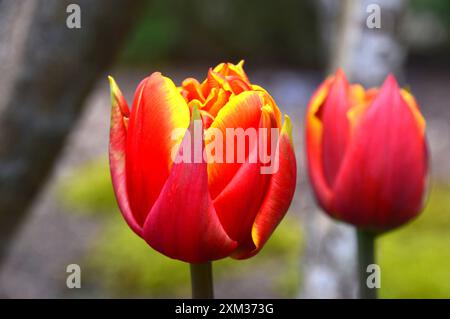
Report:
109,61,296,263
306,70,428,232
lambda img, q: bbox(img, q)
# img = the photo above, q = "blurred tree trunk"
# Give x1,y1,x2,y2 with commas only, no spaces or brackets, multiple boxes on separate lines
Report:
329,0,407,85
301,0,407,298
0,0,144,265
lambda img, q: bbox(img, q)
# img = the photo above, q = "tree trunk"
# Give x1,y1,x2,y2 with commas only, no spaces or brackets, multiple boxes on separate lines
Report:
0,0,144,265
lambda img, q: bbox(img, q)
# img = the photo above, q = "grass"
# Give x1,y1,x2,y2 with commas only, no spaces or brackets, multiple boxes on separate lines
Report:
378,183,450,298
58,158,116,214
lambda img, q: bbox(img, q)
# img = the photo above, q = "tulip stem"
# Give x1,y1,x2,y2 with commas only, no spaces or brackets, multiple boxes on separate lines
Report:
190,262,214,299
357,229,378,299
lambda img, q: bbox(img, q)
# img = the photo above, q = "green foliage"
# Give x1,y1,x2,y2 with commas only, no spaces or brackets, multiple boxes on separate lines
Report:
58,157,116,214
379,183,450,298
411,0,450,26
410,0,450,54
120,0,183,65
119,0,320,66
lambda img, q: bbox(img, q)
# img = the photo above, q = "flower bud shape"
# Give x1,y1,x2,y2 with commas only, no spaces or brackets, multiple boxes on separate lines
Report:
109,61,297,262
306,70,428,232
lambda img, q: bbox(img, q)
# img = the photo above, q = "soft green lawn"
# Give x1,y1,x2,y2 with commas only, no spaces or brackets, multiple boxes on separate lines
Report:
60,157,450,298
378,183,450,298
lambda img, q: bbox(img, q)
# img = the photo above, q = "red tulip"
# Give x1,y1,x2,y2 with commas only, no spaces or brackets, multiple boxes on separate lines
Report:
306,70,428,232
109,61,296,263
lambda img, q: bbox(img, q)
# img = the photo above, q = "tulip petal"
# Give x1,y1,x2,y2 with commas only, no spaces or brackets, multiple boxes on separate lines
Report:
126,72,190,226
400,89,426,135
235,116,297,259
347,85,378,131
207,91,264,198
332,75,428,230
319,69,351,187
203,88,231,118
226,76,252,95
143,107,238,262
181,77,206,103
213,60,250,84
204,68,228,95
212,107,275,246
305,77,334,209
212,146,269,248
251,85,282,128
108,76,142,236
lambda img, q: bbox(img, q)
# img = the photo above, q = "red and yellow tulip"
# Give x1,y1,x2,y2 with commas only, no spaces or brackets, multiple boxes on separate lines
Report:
306,70,428,232
109,61,296,263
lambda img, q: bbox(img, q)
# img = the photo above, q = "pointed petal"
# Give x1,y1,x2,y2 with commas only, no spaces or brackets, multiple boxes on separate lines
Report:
235,116,297,258
143,107,237,262
108,76,142,236
400,89,426,135
332,75,428,230
305,77,334,210
181,77,206,103
126,72,190,226
251,85,282,128
226,75,252,95
207,91,264,198
319,69,351,187
227,60,250,84
203,68,228,95
203,88,231,118
212,147,270,249
213,60,250,84
347,85,377,131
212,108,275,246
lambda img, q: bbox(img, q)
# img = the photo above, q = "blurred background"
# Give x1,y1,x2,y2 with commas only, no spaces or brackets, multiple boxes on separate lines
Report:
0,0,449,298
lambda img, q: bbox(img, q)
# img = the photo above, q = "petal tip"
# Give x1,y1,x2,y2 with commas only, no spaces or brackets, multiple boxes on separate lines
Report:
334,68,349,86
383,73,399,89
335,67,345,77
282,114,293,143
108,75,118,96
150,71,163,78
108,75,129,117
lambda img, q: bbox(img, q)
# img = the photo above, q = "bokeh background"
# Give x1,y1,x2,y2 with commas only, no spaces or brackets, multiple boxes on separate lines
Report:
0,0,449,298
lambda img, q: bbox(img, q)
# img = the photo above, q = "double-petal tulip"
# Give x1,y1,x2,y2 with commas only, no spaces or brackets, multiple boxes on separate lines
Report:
306,70,428,232
109,61,296,263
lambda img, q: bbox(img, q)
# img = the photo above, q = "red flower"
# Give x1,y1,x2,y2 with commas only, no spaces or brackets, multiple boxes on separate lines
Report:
306,70,428,232
109,62,296,262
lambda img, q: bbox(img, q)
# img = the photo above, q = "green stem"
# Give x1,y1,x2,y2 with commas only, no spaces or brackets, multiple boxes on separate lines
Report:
357,229,377,299
190,262,214,299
